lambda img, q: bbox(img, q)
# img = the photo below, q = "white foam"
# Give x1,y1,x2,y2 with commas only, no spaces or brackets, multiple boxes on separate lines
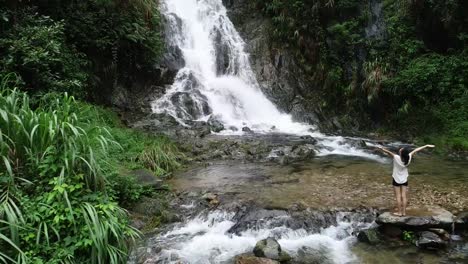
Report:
149,211,369,264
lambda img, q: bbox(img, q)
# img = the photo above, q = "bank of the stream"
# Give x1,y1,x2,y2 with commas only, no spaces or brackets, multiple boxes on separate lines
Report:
128,131,468,264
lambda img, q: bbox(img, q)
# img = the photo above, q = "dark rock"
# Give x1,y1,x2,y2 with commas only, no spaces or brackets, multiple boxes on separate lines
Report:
130,218,146,230
208,116,225,132
229,209,288,234
456,211,468,229
130,169,164,189
132,197,165,216
295,247,334,264
202,192,220,206
235,255,280,264
416,231,447,250
253,237,291,262
428,228,450,241
379,225,402,238
357,228,381,245
242,127,253,133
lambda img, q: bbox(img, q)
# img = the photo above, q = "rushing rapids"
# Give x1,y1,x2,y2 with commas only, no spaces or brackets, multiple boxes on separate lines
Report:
129,210,375,264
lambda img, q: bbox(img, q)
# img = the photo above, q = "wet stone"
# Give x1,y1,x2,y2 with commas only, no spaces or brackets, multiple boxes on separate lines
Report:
242,126,253,133
358,228,381,245
456,211,468,229
208,116,225,132
416,231,447,250
253,237,291,262
376,206,454,229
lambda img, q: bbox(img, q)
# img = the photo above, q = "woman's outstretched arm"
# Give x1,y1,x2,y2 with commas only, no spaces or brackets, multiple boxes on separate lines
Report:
376,146,396,157
409,145,435,156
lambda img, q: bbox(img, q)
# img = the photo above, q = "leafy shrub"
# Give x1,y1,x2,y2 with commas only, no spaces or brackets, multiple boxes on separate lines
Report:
0,10,89,96
0,81,139,263
402,230,416,243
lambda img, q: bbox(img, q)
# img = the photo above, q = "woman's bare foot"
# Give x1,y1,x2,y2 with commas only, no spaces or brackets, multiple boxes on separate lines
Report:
392,212,402,217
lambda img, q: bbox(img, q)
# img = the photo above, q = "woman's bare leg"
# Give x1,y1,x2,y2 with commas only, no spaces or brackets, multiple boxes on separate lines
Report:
401,186,408,216
393,186,402,216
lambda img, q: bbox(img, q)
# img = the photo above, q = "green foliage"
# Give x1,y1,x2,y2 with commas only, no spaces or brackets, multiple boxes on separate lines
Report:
0,10,88,96
0,0,163,99
0,77,182,263
402,230,415,242
0,82,140,263
255,0,468,151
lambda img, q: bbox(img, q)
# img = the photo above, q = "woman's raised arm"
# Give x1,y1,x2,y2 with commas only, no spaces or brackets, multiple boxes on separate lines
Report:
409,145,435,156
376,146,396,157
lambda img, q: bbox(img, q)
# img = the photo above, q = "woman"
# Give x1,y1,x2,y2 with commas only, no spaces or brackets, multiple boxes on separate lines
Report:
377,144,435,216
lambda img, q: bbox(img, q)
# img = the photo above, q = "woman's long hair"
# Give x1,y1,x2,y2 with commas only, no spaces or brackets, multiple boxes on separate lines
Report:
400,148,410,165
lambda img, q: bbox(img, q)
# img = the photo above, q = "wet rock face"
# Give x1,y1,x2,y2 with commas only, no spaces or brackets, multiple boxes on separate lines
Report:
208,116,225,133
253,237,291,262
111,13,185,120
228,206,376,235
416,231,447,250
456,211,468,230
224,0,337,131
358,228,382,245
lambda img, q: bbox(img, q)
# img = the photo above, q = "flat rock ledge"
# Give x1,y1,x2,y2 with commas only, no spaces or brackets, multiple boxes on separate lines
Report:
376,206,454,229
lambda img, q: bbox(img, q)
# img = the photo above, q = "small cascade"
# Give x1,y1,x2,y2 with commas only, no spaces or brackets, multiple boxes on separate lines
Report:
129,210,374,264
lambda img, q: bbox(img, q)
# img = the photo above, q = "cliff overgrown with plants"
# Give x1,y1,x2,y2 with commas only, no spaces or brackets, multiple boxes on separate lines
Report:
0,0,163,100
252,0,467,151
0,1,181,263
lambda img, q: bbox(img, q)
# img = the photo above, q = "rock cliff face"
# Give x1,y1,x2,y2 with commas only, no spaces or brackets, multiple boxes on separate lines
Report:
110,14,185,123
223,0,328,128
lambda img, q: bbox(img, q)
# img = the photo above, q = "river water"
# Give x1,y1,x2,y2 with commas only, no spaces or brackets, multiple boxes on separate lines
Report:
136,0,468,263
128,155,468,264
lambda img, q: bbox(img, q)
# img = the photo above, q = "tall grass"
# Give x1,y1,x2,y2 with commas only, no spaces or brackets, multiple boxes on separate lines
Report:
0,78,139,263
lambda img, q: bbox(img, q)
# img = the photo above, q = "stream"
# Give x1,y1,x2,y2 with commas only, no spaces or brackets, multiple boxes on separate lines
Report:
129,0,468,262
128,153,468,264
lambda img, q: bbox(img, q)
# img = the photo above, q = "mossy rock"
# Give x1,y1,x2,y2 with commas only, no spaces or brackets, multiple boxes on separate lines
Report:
253,237,291,263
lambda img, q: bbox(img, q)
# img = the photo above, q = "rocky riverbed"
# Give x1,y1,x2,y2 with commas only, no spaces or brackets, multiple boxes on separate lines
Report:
126,132,468,263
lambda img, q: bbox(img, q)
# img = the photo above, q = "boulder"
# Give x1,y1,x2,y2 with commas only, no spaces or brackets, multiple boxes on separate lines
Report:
294,247,334,264
376,206,454,229
202,192,219,205
416,231,447,250
428,228,450,240
132,197,165,216
130,169,164,189
242,126,253,133
253,237,291,262
208,116,225,133
357,228,381,245
455,211,468,229
235,255,280,264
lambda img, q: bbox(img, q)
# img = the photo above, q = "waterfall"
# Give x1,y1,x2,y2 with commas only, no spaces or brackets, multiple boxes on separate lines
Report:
153,0,313,134
153,0,385,161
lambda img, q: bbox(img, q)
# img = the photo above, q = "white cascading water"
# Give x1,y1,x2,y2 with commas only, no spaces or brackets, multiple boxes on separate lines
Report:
153,0,312,134
130,211,371,264
153,0,384,160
